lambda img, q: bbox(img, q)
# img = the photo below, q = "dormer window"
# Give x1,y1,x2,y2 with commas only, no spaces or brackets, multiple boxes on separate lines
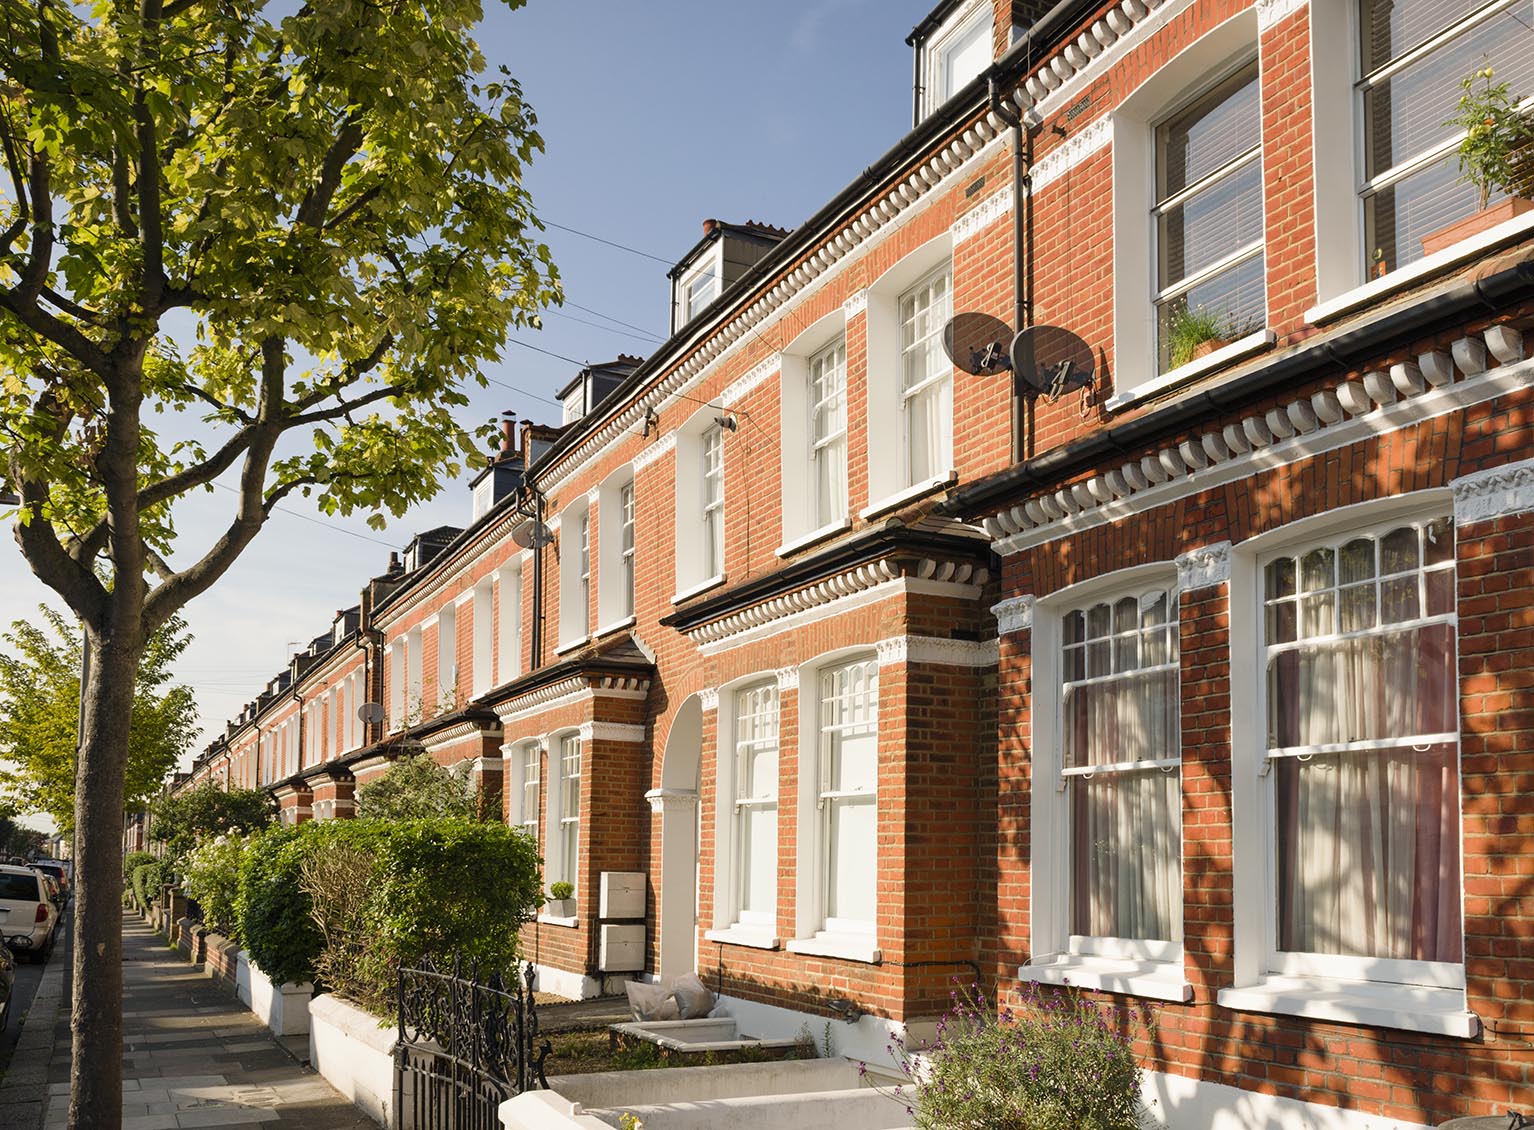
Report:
683,262,719,324
913,0,995,122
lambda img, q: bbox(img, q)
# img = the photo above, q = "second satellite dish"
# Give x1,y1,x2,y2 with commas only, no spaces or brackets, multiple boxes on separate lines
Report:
1010,325,1094,398
358,702,386,725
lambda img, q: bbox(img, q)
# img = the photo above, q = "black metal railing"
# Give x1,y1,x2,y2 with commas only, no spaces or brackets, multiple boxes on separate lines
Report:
394,955,550,1130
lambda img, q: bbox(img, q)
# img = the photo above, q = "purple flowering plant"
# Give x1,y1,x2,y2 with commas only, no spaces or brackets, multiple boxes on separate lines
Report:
860,980,1148,1130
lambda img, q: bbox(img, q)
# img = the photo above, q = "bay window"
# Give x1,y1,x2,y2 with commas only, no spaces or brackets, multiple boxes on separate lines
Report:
1261,517,1462,974
1154,61,1265,372
1359,0,1534,276
732,683,779,928
1062,587,1183,946
557,734,582,896
816,657,879,937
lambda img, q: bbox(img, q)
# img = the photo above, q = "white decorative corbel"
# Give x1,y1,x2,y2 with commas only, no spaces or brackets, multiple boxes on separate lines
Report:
991,596,1036,635
699,687,719,712
876,636,909,666
842,290,868,319
1175,542,1233,591
774,667,800,692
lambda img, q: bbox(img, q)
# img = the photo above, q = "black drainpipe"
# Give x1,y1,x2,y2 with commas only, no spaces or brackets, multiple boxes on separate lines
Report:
990,75,1036,463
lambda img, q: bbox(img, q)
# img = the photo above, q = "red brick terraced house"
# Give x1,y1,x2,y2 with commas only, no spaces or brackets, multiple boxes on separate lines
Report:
173,0,1534,1123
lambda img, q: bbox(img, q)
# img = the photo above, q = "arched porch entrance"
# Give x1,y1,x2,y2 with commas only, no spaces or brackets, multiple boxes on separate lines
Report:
646,695,701,979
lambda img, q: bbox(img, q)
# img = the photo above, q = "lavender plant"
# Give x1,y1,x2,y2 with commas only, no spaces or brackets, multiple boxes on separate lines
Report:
866,981,1147,1130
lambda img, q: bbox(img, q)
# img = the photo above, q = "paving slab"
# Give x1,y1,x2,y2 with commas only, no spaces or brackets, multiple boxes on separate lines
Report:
2,918,374,1130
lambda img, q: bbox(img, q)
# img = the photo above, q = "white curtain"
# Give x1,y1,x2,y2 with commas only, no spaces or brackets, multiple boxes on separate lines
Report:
1271,623,1460,960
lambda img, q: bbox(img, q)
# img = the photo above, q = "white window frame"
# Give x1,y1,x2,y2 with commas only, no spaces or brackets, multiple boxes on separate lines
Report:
1023,564,1192,1002
496,562,523,686
1109,9,1266,405
778,310,847,555
1310,0,1534,312
898,265,954,490
673,408,729,601
388,638,405,731
546,732,582,903
808,338,849,531
702,425,724,579
1255,514,1462,988
596,469,637,632
919,0,992,120
405,625,423,726
557,499,592,652
508,741,540,838
675,244,723,331
471,578,494,699
435,604,457,710
1151,59,1265,375
787,651,881,963
1221,494,1477,1038
710,680,781,943
863,235,955,511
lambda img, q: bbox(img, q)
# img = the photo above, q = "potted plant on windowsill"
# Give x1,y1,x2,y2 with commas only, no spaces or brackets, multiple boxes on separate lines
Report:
545,881,575,918
1167,306,1236,369
1423,66,1534,256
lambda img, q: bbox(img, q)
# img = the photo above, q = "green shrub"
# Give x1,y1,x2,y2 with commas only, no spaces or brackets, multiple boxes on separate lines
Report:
369,819,542,977
152,782,274,863
236,824,326,985
180,834,247,936
123,850,156,883
354,754,482,820
131,859,169,908
873,982,1147,1130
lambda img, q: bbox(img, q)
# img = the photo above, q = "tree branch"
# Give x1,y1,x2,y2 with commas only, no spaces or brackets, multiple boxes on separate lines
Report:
135,0,166,312
295,116,363,230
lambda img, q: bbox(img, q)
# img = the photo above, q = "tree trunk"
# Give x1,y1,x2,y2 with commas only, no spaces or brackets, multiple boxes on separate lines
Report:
69,630,143,1130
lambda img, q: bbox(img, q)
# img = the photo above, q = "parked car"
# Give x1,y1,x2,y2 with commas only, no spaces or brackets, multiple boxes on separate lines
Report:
31,861,69,901
0,865,59,963
0,941,14,1029
37,872,66,911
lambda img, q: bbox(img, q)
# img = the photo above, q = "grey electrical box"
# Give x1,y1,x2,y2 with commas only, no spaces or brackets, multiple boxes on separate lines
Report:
599,924,645,971
599,871,646,919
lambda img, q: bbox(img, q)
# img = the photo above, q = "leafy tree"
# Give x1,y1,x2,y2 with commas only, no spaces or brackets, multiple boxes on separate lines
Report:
354,753,482,821
149,781,273,863
0,807,48,857
0,0,558,1122
0,606,197,834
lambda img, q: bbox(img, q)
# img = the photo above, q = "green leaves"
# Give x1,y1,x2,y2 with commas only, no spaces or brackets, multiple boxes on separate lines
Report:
149,779,274,863
1,0,561,625
0,605,200,833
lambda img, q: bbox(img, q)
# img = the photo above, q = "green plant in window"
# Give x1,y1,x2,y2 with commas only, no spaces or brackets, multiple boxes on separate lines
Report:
1166,306,1229,368
549,881,574,901
1447,67,1534,210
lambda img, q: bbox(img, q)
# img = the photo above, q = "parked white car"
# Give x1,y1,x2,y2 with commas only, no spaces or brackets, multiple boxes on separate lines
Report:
0,865,59,962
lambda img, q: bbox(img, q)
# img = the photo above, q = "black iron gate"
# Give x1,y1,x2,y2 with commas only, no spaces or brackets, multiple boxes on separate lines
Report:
394,956,550,1130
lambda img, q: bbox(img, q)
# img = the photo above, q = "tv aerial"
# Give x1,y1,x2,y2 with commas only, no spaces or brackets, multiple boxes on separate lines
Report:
511,519,554,549
941,312,1094,401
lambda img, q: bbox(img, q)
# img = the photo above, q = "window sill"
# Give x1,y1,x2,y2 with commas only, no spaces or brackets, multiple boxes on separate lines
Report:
860,473,957,521
776,518,852,558
593,615,636,640
1306,209,1534,325
1019,956,1192,1003
704,926,781,951
785,934,881,964
1105,331,1276,414
537,913,579,929
671,574,726,605
553,635,589,657
1217,975,1478,1038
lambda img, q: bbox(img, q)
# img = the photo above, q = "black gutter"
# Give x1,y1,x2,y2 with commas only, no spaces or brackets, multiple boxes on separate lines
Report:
523,0,1104,483
661,520,992,632
907,0,968,46
942,254,1534,519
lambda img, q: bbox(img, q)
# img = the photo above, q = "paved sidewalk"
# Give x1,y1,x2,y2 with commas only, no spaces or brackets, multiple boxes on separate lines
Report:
35,917,373,1130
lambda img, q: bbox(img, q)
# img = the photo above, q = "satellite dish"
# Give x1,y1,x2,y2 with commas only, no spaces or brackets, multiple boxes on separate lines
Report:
511,520,553,549
358,702,386,725
1010,325,1095,398
942,312,1014,376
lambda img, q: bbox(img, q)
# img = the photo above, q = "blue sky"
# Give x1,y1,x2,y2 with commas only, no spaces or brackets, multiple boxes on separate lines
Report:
0,0,942,793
